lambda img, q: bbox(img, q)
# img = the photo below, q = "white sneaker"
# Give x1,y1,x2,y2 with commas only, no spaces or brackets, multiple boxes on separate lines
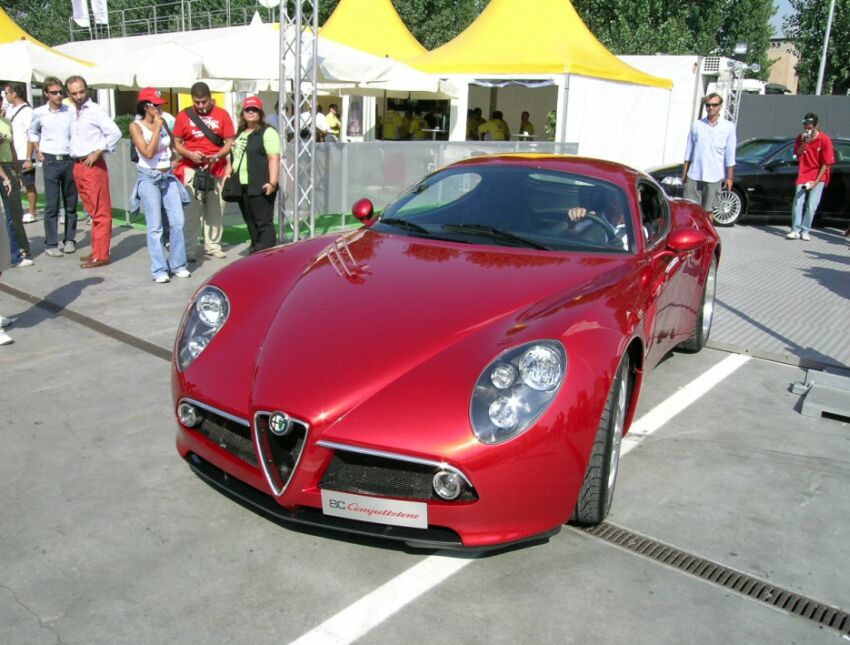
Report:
22,214,36,224
800,232,811,241
154,275,170,283
15,257,34,267
0,330,13,346
0,316,14,328
785,231,800,240
173,268,191,278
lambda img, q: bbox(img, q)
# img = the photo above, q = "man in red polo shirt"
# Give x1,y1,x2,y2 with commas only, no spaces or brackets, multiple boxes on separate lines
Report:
173,82,234,260
786,112,834,241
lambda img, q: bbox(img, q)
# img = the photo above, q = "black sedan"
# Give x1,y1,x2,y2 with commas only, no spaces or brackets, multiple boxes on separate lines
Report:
650,137,850,226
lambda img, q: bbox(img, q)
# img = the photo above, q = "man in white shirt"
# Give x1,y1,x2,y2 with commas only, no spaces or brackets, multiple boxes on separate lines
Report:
66,75,121,268
26,77,78,258
2,82,38,224
681,93,736,218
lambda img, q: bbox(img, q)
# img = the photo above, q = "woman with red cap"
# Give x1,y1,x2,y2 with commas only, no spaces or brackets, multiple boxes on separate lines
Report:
129,87,191,283
226,96,280,253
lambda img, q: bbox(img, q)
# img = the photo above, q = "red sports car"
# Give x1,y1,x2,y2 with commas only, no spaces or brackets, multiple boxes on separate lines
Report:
173,155,720,549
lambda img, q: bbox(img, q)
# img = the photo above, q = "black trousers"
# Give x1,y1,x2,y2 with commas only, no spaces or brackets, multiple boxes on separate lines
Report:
0,162,29,257
42,156,78,245
237,187,277,253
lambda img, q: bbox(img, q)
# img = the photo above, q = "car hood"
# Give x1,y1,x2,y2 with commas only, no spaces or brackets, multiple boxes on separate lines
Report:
247,229,627,426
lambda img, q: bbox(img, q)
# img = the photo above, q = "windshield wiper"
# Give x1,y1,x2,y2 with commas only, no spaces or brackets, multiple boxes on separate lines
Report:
379,218,431,234
441,224,551,250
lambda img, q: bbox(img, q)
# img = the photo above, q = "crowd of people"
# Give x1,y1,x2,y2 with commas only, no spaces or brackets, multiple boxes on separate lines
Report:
0,77,283,345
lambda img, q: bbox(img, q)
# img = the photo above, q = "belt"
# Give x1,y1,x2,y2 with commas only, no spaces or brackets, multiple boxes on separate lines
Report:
41,153,70,161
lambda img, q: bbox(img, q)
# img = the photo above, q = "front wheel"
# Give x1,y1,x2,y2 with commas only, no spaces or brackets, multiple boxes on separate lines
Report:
570,354,631,525
713,188,744,226
679,256,718,352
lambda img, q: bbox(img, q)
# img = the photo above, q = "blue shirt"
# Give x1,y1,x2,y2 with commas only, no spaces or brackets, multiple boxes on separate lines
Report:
28,103,73,155
684,117,737,183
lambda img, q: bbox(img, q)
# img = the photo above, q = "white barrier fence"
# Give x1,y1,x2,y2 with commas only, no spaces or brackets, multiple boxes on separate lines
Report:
35,139,579,231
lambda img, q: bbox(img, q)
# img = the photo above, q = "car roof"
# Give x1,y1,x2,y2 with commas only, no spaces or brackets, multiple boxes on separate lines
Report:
446,154,644,189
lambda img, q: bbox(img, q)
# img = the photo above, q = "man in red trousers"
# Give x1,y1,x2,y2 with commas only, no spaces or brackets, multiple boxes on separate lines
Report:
66,76,121,268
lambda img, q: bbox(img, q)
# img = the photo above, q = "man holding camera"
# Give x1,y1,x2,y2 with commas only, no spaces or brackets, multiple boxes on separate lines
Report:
173,82,234,261
786,112,834,241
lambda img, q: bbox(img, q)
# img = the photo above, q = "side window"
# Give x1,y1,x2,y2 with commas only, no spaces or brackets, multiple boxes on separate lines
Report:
772,143,798,165
637,182,669,247
833,141,850,164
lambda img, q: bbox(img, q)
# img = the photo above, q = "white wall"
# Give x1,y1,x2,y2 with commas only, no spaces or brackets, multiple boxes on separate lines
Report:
620,55,703,168
564,75,671,170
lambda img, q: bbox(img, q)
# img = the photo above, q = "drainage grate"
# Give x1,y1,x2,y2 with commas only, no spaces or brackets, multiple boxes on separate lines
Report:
581,522,850,638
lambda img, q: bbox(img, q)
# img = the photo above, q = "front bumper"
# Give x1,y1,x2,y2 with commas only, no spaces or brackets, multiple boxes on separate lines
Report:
186,452,559,551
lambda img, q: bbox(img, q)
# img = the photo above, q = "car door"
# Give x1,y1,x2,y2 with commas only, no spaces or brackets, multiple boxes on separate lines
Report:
817,139,850,220
753,142,799,214
637,181,690,369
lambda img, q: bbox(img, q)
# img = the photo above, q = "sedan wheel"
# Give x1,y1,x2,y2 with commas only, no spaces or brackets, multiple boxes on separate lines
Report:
570,354,631,525
713,188,743,226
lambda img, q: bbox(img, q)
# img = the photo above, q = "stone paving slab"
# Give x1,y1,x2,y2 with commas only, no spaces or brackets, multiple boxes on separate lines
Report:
710,224,850,370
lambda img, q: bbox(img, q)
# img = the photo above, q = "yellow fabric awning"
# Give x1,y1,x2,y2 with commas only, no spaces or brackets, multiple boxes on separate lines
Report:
408,0,672,90
320,0,426,61
0,7,92,66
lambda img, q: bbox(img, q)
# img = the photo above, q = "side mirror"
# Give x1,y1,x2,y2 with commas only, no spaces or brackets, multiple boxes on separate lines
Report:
667,228,707,253
351,198,376,227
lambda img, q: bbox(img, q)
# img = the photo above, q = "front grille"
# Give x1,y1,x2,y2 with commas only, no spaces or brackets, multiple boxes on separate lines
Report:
193,408,256,466
320,450,477,502
254,412,308,496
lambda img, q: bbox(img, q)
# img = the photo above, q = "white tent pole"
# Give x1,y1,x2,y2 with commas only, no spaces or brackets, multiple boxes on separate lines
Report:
555,75,569,143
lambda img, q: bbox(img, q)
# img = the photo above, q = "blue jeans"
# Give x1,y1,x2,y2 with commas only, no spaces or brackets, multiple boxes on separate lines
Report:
4,209,21,264
136,168,187,279
791,182,825,234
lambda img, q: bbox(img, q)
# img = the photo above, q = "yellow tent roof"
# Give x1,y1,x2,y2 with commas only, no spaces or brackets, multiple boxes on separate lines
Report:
408,0,672,90
0,7,92,65
320,0,426,61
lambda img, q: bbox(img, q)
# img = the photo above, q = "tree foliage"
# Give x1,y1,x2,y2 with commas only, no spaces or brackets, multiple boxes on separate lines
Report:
571,0,774,78
784,0,850,94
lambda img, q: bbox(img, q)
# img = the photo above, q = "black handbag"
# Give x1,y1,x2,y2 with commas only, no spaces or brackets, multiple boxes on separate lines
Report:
221,175,241,202
221,143,246,203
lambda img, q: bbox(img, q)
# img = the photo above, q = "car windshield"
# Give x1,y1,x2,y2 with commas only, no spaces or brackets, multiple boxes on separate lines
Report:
736,139,786,164
374,165,635,253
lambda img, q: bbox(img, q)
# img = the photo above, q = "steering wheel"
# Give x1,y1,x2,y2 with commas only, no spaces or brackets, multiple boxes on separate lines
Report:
574,212,618,243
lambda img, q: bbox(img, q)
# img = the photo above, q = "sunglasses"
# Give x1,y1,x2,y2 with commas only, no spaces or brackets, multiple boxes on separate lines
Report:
705,102,721,108
244,106,260,113
46,90,64,96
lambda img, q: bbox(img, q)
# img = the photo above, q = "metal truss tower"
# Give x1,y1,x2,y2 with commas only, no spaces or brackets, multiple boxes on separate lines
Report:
278,1,319,241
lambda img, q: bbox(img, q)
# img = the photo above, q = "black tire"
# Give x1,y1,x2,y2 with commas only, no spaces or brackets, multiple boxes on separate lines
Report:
713,188,745,226
679,256,718,352
570,354,631,525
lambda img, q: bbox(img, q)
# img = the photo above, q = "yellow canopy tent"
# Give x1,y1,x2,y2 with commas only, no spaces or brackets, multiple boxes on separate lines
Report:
408,0,670,89
320,0,426,60
405,0,674,169
0,8,92,84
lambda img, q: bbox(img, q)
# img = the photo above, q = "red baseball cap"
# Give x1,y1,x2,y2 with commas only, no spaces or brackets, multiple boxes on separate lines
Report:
138,87,165,105
243,96,263,111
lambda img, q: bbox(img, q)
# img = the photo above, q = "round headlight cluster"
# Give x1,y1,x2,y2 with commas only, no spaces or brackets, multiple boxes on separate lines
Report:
470,341,566,444
176,286,230,371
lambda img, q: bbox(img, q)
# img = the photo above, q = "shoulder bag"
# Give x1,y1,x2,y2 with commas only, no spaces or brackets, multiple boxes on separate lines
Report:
186,108,224,193
221,136,246,203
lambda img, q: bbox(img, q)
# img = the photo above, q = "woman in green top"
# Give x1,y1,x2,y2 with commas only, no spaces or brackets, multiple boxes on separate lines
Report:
226,96,280,254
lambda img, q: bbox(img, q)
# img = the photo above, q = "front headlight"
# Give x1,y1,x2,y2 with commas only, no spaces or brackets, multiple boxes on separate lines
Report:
470,340,566,444
176,285,230,371
661,176,683,187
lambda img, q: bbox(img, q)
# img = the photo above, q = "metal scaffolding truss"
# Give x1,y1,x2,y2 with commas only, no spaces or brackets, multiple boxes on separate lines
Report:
278,1,318,241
